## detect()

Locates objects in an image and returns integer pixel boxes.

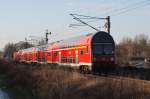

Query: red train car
[37,45,48,63]
[13,31,115,72]
[45,31,115,72]
[30,47,39,63]
[15,47,39,63]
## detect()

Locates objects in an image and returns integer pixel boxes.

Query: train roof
[46,31,114,50]
[17,31,114,53]
[45,33,94,50]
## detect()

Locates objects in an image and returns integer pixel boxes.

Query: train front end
[91,31,115,72]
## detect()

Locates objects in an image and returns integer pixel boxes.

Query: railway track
[113,66,150,80]
[78,65,150,81]
[14,61,150,81]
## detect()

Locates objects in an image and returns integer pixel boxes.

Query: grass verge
[0,60,150,99]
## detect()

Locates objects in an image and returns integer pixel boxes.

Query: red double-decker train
[13,31,115,72]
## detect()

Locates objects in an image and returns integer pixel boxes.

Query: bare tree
[15,41,33,50]
[134,34,148,46]
[3,43,17,60]
[116,37,133,65]
[0,51,3,59]
[3,41,33,60]
[116,34,149,66]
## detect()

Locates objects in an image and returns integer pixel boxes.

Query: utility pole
[104,16,110,34]
[25,38,28,48]
[45,29,51,44]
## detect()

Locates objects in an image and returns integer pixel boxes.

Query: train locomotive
[13,31,115,72]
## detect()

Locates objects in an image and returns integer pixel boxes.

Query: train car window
[65,57,67,63]
[69,57,73,63]
[93,44,103,54]
[68,58,70,63]
[93,44,113,55]
[61,57,63,62]
[73,58,75,63]
[80,49,84,55]
[48,52,51,56]
[54,52,58,56]
[103,44,113,55]
[61,57,65,63]
[86,46,89,54]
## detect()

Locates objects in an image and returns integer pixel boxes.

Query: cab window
[80,49,84,55]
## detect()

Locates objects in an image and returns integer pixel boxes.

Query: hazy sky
[0,0,150,49]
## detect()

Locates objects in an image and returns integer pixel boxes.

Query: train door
[75,50,78,64]
[43,51,46,62]
[51,51,53,63]
[59,51,61,63]
[52,51,54,62]
[47,51,52,63]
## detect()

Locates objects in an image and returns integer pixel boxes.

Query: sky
[0,0,150,49]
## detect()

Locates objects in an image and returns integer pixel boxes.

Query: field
[0,60,150,99]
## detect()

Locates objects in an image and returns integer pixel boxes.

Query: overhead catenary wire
[70,14,100,31]
[69,19,100,27]
[103,0,150,16]
[69,0,150,32]
[71,13,106,19]
[111,1,150,16]
[69,13,110,31]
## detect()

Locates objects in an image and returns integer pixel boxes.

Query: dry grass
[0,60,150,99]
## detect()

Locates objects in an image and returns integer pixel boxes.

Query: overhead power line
[71,13,107,19]
[102,0,150,16]
[70,14,111,33]
[70,14,100,31]
[111,1,150,16]
[69,20,99,27]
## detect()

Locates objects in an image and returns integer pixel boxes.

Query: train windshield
[93,43,114,55]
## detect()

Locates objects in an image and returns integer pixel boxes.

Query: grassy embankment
[0,60,150,99]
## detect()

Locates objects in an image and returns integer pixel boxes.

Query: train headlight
[93,57,97,61]
[102,57,106,61]
[110,57,114,61]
